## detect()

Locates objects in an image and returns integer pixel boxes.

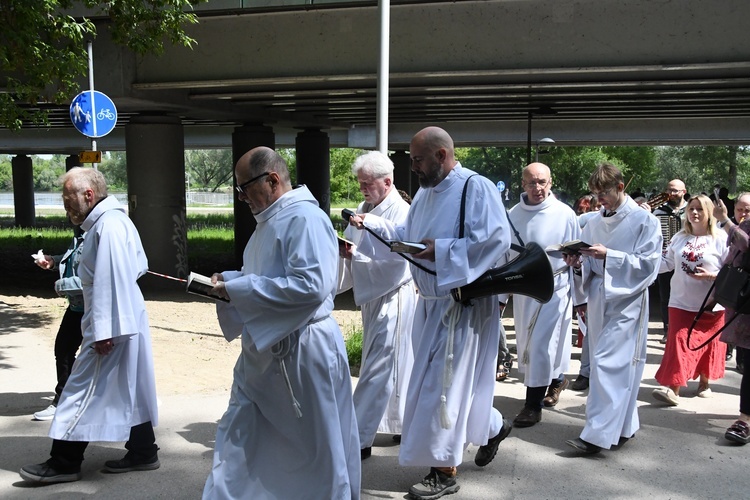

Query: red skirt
[655,307,726,387]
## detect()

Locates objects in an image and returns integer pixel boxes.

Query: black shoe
[475,418,512,466]
[408,468,459,499]
[360,447,372,460]
[19,462,82,484]
[513,406,542,428]
[392,434,402,443]
[659,335,668,345]
[571,375,589,391]
[103,454,160,473]
[565,437,602,455]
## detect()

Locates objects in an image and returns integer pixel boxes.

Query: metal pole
[87,40,98,169]
[376,0,390,154]
[526,111,532,165]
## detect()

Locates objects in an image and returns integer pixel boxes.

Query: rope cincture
[270,336,303,418]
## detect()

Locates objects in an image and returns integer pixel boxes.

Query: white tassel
[440,395,451,429]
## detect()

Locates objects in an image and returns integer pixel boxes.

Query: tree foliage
[185,149,233,192]
[0,0,203,130]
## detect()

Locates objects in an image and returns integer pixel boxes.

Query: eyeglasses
[523,179,550,188]
[593,187,615,198]
[667,189,684,194]
[235,172,270,195]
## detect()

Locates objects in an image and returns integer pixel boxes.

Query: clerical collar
[603,211,617,217]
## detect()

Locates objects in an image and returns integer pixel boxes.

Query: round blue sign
[496,180,506,192]
[70,90,117,138]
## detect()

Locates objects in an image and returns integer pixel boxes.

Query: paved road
[1,299,748,499]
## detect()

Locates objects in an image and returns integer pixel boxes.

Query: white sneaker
[33,404,56,421]
[697,386,712,398]
[652,388,680,406]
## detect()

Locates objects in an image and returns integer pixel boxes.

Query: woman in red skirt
[653,194,729,406]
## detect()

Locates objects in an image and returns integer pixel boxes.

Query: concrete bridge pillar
[12,155,35,228]
[125,115,187,290]
[232,124,276,266]
[295,129,330,215]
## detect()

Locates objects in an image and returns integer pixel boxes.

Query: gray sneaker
[33,404,56,421]
[408,468,459,499]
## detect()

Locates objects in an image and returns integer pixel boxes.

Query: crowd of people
[17,130,750,500]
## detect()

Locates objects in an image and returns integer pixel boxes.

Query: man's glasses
[523,179,550,188]
[593,187,615,198]
[235,172,270,195]
[667,189,684,194]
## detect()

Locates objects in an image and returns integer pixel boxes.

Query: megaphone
[451,242,554,305]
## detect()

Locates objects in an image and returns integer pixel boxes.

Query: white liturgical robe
[499,193,579,388]
[574,196,661,449]
[203,186,360,500]
[49,195,158,442]
[339,187,416,446]
[359,164,511,467]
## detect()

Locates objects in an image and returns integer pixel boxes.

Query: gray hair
[351,151,394,180]
[60,167,108,198]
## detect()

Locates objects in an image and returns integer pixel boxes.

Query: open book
[389,241,427,254]
[187,272,230,302]
[545,240,591,256]
[337,235,354,248]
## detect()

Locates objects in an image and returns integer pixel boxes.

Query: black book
[186,272,229,302]
[545,240,591,256]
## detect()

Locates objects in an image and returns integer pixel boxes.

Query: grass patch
[342,322,364,376]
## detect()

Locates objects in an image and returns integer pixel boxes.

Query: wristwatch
[719,219,731,228]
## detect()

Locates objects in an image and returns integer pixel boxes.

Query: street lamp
[526,106,557,164]
[536,137,555,161]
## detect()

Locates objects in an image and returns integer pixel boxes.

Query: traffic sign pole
[87,41,98,168]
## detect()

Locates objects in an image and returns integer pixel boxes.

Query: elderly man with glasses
[203,147,360,499]
[498,162,580,428]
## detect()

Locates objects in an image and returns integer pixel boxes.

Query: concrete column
[12,154,35,228]
[65,155,82,171]
[232,124,275,266]
[125,115,187,290]
[295,129,330,215]
[389,150,417,201]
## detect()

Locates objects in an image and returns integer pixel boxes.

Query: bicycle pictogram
[97,108,116,121]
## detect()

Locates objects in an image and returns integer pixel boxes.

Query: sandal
[725,420,750,445]
[496,366,509,382]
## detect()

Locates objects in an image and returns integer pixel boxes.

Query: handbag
[714,263,750,314]
[688,248,750,350]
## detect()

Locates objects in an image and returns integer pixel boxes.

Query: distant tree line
[1,146,747,207]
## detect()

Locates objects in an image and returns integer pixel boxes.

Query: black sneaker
[408,468,459,499]
[571,375,589,391]
[19,462,82,484]
[103,454,160,473]
[475,418,513,466]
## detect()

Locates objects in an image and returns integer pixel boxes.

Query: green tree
[185,149,233,192]
[653,146,750,196]
[0,0,204,130]
[329,148,364,204]
[98,151,127,190]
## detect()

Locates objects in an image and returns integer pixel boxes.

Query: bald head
[666,179,687,208]
[409,126,458,188]
[235,146,292,214]
[521,162,552,205]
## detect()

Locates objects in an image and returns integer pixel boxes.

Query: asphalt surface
[1,298,749,500]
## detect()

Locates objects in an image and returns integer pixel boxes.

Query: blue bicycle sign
[70,90,117,138]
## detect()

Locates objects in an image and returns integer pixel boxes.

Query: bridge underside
[2,0,750,153]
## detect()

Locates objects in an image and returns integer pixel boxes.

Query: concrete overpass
[4,0,750,284]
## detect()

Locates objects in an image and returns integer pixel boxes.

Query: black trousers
[49,421,158,472]
[52,307,84,405]
[657,271,673,331]
[740,368,750,417]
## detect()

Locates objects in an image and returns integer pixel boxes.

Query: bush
[343,323,364,376]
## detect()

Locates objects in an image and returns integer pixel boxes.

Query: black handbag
[688,248,750,350]
[714,263,750,314]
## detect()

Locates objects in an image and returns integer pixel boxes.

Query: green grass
[342,323,364,374]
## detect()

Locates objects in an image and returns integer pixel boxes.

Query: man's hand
[94,339,114,355]
[338,242,353,259]
[562,252,582,269]
[575,304,588,325]
[579,243,607,260]
[713,198,730,223]
[34,253,54,270]
[211,280,230,301]
[412,239,435,262]
[348,213,366,230]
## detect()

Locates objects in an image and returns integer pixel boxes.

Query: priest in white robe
[203,147,360,500]
[21,167,159,484]
[337,151,415,460]
[348,127,512,500]
[498,163,580,428]
[564,162,661,454]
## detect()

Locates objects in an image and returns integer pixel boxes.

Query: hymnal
[187,272,229,302]
[389,241,427,254]
[544,240,591,256]
[337,235,354,247]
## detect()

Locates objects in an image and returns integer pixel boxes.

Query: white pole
[87,41,98,169]
[376,0,390,154]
